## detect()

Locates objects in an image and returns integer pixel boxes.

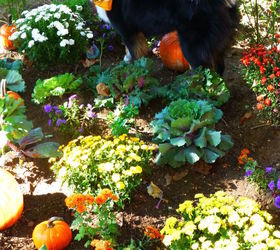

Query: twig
[250,123,270,130]
[222,118,229,127]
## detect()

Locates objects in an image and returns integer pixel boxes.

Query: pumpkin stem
[47,217,64,228]
[0,79,7,98]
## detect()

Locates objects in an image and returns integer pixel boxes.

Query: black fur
[103,0,239,75]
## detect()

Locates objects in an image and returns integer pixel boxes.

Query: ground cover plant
[32,73,82,104]
[161,191,280,249]
[50,134,155,207]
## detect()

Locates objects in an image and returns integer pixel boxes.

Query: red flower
[276,71,280,77]
[267,84,274,92]
[257,103,264,110]
[261,77,267,85]
[264,98,271,106]
[270,74,275,80]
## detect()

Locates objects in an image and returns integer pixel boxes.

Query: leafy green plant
[0,94,32,146]
[9,4,93,67]
[0,59,25,92]
[50,134,155,207]
[156,67,230,107]
[86,58,159,107]
[44,95,96,137]
[32,73,82,104]
[150,99,233,168]
[107,103,139,137]
[0,0,26,20]
[161,191,280,249]
[65,191,119,247]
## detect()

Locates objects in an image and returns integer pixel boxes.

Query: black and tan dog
[94,0,239,75]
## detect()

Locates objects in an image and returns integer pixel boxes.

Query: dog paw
[123,53,132,63]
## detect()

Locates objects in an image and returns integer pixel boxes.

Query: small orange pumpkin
[0,16,16,50]
[94,0,113,11]
[0,168,24,231]
[32,217,72,250]
[159,31,190,72]
[1,79,24,106]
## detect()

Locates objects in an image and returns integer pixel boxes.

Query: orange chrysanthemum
[95,194,107,205]
[144,226,164,240]
[90,239,114,250]
[241,148,250,156]
[65,194,95,212]
[95,189,118,205]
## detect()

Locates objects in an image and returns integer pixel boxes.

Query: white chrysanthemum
[87,33,93,39]
[54,13,61,19]
[28,40,35,48]
[20,32,27,39]
[60,39,68,47]
[80,31,85,36]
[9,31,20,41]
[112,173,120,182]
[69,39,75,45]
[76,5,83,11]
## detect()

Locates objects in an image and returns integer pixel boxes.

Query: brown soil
[1,25,280,250]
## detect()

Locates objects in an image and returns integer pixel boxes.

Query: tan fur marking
[132,33,148,59]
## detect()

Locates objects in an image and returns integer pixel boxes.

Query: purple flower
[87,111,96,119]
[48,119,52,126]
[268,181,275,191]
[68,94,77,108]
[79,127,83,133]
[56,118,66,127]
[44,104,53,113]
[275,196,280,209]
[55,109,63,116]
[266,166,274,174]
[245,170,253,177]
[108,45,114,51]
[277,178,280,190]
[102,33,106,39]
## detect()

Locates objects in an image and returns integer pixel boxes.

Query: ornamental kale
[151,99,233,168]
[86,58,159,107]
[156,67,230,107]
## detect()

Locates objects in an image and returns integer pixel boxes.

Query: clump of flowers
[238,148,280,209]
[51,134,155,206]
[65,189,118,248]
[240,35,280,124]
[10,4,93,67]
[44,94,96,137]
[161,191,280,249]
[144,226,164,240]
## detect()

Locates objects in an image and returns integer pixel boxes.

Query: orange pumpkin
[0,168,24,231]
[159,31,190,72]
[94,0,113,11]
[32,217,72,250]
[0,23,16,50]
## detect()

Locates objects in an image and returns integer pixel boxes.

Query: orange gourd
[32,217,72,250]
[0,16,16,50]
[94,0,113,11]
[159,31,190,72]
[1,79,24,106]
[0,168,24,231]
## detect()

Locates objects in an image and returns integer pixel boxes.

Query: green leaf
[22,142,61,158]
[219,134,234,151]
[6,70,25,92]
[184,146,201,164]
[171,117,191,130]
[194,127,207,148]
[18,127,44,149]
[206,130,221,147]
[170,136,186,147]
[158,143,173,154]
[174,149,186,162]
[203,148,220,163]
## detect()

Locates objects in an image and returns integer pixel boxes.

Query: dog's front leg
[124,46,132,63]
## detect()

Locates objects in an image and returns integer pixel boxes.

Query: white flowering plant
[10,4,93,67]
[161,191,280,250]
